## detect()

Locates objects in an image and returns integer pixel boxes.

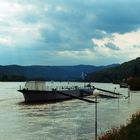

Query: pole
[128,86,130,98]
[118,95,120,107]
[128,86,130,103]
[95,96,98,140]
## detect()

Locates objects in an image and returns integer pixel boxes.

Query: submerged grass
[96,112,140,140]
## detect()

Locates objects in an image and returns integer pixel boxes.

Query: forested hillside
[0,64,118,81]
[86,57,140,83]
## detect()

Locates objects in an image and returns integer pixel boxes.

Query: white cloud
[0,1,21,18]
[0,0,45,47]
[55,5,66,12]
[0,37,15,45]
[92,30,140,63]
[0,21,43,47]
[56,49,96,59]
[92,29,140,50]
[113,30,140,49]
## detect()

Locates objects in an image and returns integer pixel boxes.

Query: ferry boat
[18,81,94,103]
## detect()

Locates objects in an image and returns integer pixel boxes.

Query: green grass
[96,112,140,140]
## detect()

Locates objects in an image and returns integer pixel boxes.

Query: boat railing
[19,85,90,91]
[46,85,86,91]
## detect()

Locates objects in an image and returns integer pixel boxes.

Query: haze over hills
[0,64,119,81]
[86,57,140,83]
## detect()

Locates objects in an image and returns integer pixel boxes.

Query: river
[0,82,140,140]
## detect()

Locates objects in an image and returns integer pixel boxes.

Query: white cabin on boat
[25,81,46,91]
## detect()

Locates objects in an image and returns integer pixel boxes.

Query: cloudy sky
[0,0,140,66]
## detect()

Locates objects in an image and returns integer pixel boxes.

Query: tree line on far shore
[0,75,26,81]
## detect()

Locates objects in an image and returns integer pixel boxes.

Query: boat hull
[18,89,93,103]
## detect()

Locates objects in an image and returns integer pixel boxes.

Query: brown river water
[0,82,140,140]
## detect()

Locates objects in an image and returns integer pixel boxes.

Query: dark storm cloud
[19,0,140,46]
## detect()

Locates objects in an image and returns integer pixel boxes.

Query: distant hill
[0,64,118,81]
[86,57,140,83]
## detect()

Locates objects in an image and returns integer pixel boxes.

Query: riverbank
[96,111,140,140]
